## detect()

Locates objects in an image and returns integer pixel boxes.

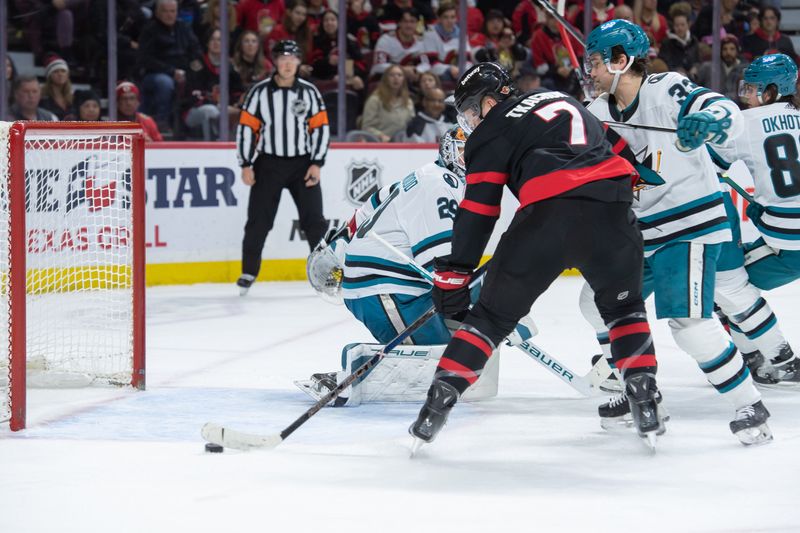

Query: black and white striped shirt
[236,77,330,167]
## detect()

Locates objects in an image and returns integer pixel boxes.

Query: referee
[235,40,331,294]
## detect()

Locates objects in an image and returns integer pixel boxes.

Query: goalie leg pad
[670,318,760,409]
[337,342,499,406]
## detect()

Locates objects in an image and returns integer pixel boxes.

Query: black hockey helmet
[454,62,515,115]
[272,39,302,58]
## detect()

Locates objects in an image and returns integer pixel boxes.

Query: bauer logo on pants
[345,160,382,206]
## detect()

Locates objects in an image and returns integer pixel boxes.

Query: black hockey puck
[205,443,224,453]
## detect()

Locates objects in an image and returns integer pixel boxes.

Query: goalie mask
[438,126,468,180]
[307,243,345,305]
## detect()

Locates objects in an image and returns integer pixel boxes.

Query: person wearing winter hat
[40,55,75,120]
[73,89,102,121]
[116,81,163,142]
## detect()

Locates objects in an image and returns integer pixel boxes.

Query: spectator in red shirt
[310,10,367,92]
[569,0,615,29]
[512,0,538,46]
[116,81,163,142]
[742,6,798,62]
[530,11,583,97]
[237,0,286,35]
[265,0,313,77]
[306,0,326,34]
[470,9,504,48]
[635,0,668,49]
[347,0,381,54]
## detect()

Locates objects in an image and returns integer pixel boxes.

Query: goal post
[0,121,146,431]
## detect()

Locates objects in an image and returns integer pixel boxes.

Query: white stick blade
[201,423,283,451]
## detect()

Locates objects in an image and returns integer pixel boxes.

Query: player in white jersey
[709,53,800,384]
[580,19,772,445]
[302,127,533,405]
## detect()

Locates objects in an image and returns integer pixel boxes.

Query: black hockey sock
[608,312,657,380]
[434,325,497,395]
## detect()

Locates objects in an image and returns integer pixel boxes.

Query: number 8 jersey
[711,102,800,250]
[587,72,743,256]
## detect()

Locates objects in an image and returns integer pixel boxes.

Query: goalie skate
[294,372,348,407]
[730,400,773,446]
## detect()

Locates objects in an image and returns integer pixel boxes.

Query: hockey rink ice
[1,277,798,533]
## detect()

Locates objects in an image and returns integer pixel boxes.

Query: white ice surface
[1,278,799,533]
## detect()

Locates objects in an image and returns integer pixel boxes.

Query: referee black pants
[437,197,657,393]
[241,154,327,277]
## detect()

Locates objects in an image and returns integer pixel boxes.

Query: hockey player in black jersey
[409,62,666,450]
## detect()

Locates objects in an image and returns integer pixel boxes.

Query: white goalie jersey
[336,161,465,300]
[587,72,743,256]
[709,102,800,251]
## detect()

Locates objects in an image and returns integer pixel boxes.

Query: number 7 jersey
[710,102,800,250]
[587,72,743,256]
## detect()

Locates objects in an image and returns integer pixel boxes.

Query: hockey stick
[201,263,490,451]
[553,0,593,101]
[367,231,606,396]
[604,121,677,134]
[533,0,585,45]
[720,173,755,204]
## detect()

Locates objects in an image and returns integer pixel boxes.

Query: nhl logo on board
[345,160,381,206]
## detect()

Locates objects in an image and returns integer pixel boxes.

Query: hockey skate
[730,400,773,446]
[236,274,255,296]
[599,373,667,449]
[294,372,348,407]
[743,345,800,386]
[409,379,459,456]
[625,373,666,449]
[591,354,622,393]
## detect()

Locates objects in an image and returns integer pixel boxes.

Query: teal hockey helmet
[743,53,798,97]
[585,19,650,65]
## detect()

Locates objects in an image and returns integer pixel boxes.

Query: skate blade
[642,432,658,452]
[735,423,774,446]
[294,379,326,402]
[239,286,250,296]
[598,381,623,394]
[600,415,633,431]
[409,437,425,458]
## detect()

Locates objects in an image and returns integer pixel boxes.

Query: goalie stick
[367,231,609,396]
[201,263,491,451]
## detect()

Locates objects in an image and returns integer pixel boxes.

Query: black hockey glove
[432,257,473,318]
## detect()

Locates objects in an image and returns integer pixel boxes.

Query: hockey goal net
[0,122,145,431]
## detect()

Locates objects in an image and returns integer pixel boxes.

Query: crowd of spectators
[4,0,798,142]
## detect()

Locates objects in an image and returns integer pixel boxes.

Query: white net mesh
[0,123,139,425]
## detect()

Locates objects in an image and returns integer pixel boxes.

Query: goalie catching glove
[677,108,732,150]
[432,257,473,317]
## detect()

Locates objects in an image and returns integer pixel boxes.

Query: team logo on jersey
[345,160,382,206]
[291,99,308,116]
[633,147,666,200]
